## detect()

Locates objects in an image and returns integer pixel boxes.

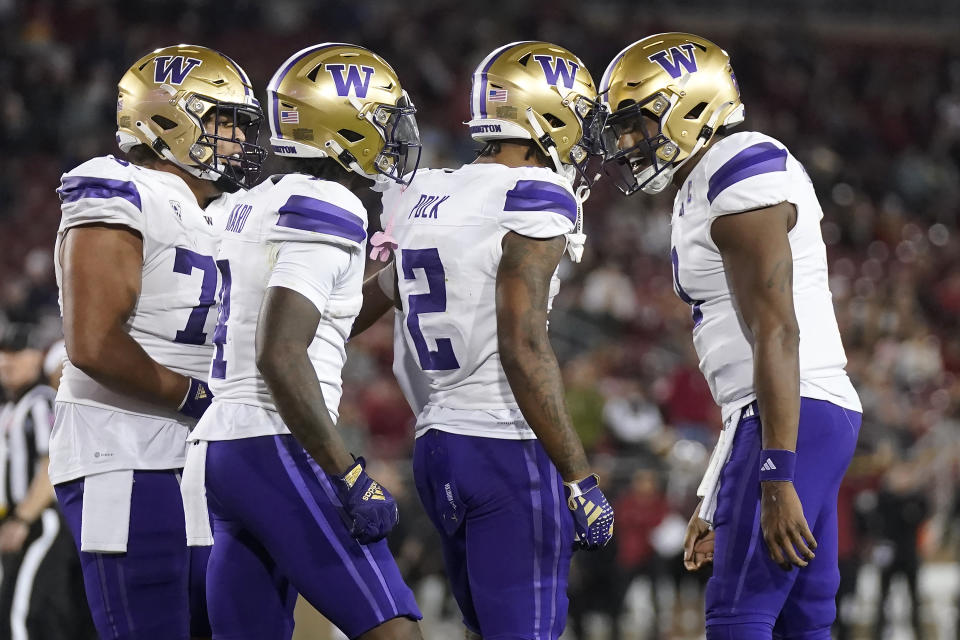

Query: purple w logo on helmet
[532,55,580,90]
[154,56,203,85]
[326,64,375,98]
[648,44,699,79]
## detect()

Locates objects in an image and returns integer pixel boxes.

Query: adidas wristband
[179,377,213,420]
[759,449,796,482]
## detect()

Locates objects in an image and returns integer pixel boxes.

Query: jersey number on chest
[671,247,704,327]
[170,247,232,377]
[400,248,460,371]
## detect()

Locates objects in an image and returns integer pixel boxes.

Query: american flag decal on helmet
[488,89,508,102]
[279,110,299,124]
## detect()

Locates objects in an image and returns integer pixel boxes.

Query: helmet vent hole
[684,102,707,120]
[338,129,364,143]
[151,115,179,130]
[211,79,226,85]
[306,64,323,82]
[542,113,566,128]
[518,53,531,66]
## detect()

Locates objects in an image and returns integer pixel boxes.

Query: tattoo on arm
[764,259,792,293]
[496,232,590,481]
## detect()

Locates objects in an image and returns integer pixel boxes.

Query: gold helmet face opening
[184,93,267,191]
[267,44,421,186]
[600,33,744,195]
[468,41,608,187]
[602,91,683,196]
[116,45,266,190]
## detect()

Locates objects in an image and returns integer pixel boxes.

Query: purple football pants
[56,470,211,640]
[202,435,421,640]
[413,429,575,639]
[706,398,861,640]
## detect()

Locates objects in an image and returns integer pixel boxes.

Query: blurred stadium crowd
[2,0,960,637]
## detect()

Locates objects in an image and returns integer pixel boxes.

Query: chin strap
[566,184,589,263]
[525,108,566,176]
[640,97,728,195]
[523,108,588,262]
[133,120,215,181]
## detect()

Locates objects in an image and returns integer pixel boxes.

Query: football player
[601,33,862,639]
[52,45,265,639]
[180,44,423,640]
[353,41,614,639]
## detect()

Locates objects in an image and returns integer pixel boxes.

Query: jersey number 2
[401,248,460,371]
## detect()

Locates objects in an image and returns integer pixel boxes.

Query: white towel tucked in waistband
[80,469,133,553]
[697,403,756,526]
[181,440,213,546]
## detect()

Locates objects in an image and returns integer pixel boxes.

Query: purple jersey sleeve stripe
[58,176,142,211]
[276,194,366,243]
[706,142,788,204]
[503,180,577,224]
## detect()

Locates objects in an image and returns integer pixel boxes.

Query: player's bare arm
[61,223,191,408]
[350,263,398,339]
[256,286,355,474]
[496,231,591,481]
[712,200,816,570]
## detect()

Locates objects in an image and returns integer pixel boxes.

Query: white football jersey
[51,155,222,482]
[671,131,861,424]
[189,173,367,442]
[384,163,576,440]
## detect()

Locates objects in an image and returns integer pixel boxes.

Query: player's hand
[0,518,29,553]
[178,377,213,420]
[563,474,614,550]
[333,457,398,545]
[760,481,816,570]
[683,501,714,571]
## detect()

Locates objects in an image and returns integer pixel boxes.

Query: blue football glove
[564,474,615,550]
[332,457,398,545]
[178,377,213,420]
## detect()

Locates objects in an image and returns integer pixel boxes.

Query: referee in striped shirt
[0,323,94,640]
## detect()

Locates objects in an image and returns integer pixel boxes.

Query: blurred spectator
[613,469,670,639]
[869,460,928,640]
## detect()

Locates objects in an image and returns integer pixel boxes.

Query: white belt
[80,469,133,553]
[180,441,213,546]
[697,403,756,526]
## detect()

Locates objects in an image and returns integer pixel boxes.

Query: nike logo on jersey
[761,458,777,472]
[407,194,449,220]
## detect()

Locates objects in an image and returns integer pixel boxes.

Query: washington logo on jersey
[325,63,375,98]
[648,44,699,79]
[154,56,203,85]
[533,55,580,90]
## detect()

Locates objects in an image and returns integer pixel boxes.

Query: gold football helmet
[468,41,607,186]
[267,43,420,185]
[116,44,266,189]
[600,32,744,194]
